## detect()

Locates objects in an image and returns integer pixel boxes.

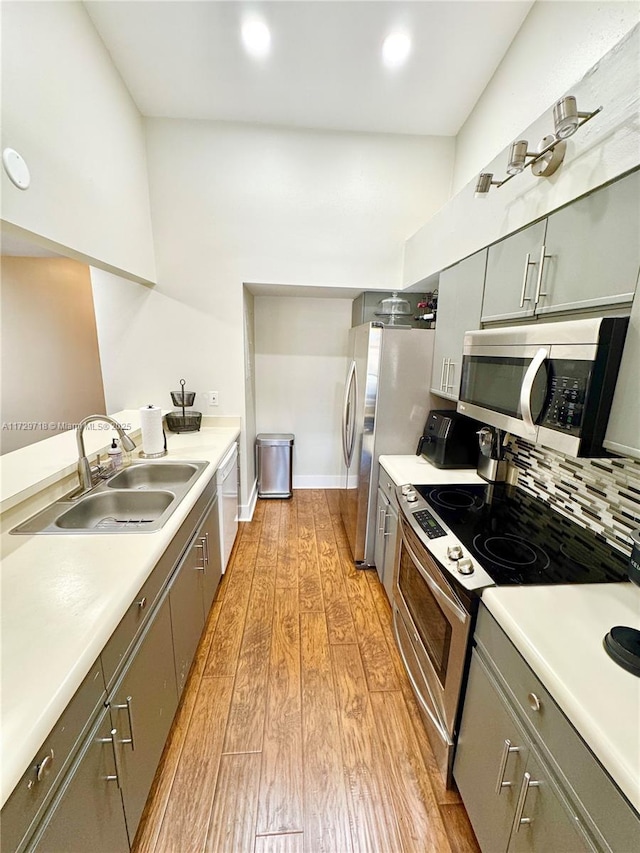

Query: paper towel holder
[139,404,168,458]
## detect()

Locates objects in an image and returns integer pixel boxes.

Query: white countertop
[0,420,239,807]
[378,454,484,487]
[482,583,640,813]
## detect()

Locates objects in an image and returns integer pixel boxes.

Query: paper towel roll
[140,405,164,456]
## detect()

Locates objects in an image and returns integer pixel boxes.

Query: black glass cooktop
[413,483,628,586]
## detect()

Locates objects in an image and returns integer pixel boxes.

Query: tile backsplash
[505,437,640,557]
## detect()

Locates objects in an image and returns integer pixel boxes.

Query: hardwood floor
[133,491,480,853]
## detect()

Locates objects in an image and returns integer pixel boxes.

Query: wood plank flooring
[133,491,480,853]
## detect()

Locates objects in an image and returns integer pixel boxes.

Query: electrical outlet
[208,391,219,407]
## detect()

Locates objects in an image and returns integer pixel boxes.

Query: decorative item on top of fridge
[415,290,437,328]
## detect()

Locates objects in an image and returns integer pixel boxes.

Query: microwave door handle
[520,347,549,435]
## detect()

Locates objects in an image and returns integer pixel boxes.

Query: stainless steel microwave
[457,317,629,457]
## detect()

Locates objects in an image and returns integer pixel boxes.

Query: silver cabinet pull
[495,739,520,794]
[383,510,392,537]
[137,596,147,610]
[194,541,206,571]
[378,507,386,534]
[520,253,534,307]
[527,692,541,712]
[99,728,123,788]
[440,358,447,391]
[203,531,210,566]
[446,361,456,392]
[534,243,551,305]
[35,749,54,782]
[512,771,540,833]
[114,696,135,750]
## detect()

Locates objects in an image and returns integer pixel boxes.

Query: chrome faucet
[76,415,136,494]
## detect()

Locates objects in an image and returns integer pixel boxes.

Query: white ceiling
[85,0,534,136]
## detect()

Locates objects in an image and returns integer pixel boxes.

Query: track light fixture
[474,95,602,196]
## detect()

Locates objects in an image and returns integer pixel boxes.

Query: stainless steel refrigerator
[339,322,443,568]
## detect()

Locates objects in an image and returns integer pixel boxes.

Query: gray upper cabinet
[432,249,487,400]
[482,171,640,324]
[481,220,547,324]
[604,282,640,460]
[537,169,640,316]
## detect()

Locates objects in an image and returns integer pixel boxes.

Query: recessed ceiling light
[382,31,411,68]
[241,18,271,59]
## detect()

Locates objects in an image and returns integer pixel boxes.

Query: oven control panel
[413,509,446,540]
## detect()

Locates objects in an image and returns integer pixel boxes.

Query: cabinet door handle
[512,771,540,832]
[440,358,447,391]
[446,361,456,392]
[114,696,135,751]
[194,541,206,571]
[527,692,541,712]
[534,243,551,305]
[495,738,520,794]
[203,531,210,566]
[383,510,391,537]
[520,253,534,307]
[378,507,386,534]
[99,728,123,789]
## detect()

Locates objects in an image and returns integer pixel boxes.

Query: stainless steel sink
[11,460,209,534]
[54,490,175,531]
[107,462,200,490]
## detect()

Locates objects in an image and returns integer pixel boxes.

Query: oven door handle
[519,347,548,437]
[401,529,468,624]
[393,610,454,746]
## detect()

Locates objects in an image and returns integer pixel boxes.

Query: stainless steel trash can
[256,433,294,499]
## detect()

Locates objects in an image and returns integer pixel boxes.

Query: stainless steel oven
[393,513,475,783]
[392,479,628,788]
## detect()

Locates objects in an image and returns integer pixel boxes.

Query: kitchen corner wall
[506,438,640,557]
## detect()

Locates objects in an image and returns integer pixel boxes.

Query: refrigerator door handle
[342,360,357,467]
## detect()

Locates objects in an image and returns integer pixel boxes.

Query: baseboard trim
[292,475,343,489]
[239,480,258,521]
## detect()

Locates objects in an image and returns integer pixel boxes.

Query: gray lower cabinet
[431,249,487,400]
[29,706,129,853]
[170,494,222,696]
[455,605,640,853]
[199,495,222,616]
[481,170,640,325]
[455,649,589,853]
[108,594,178,843]
[374,466,400,602]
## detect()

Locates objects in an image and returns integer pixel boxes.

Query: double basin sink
[12,461,209,534]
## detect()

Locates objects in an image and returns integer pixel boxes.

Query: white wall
[404,24,640,288]
[254,296,352,489]
[93,119,454,509]
[453,1,640,193]
[0,1,156,284]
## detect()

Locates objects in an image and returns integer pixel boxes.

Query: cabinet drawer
[1,663,105,853]
[378,465,397,500]
[101,475,215,686]
[475,606,640,852]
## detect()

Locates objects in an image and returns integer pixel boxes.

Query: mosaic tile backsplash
[505,437,640,557]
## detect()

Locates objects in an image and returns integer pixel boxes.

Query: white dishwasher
[217,442,239,573]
